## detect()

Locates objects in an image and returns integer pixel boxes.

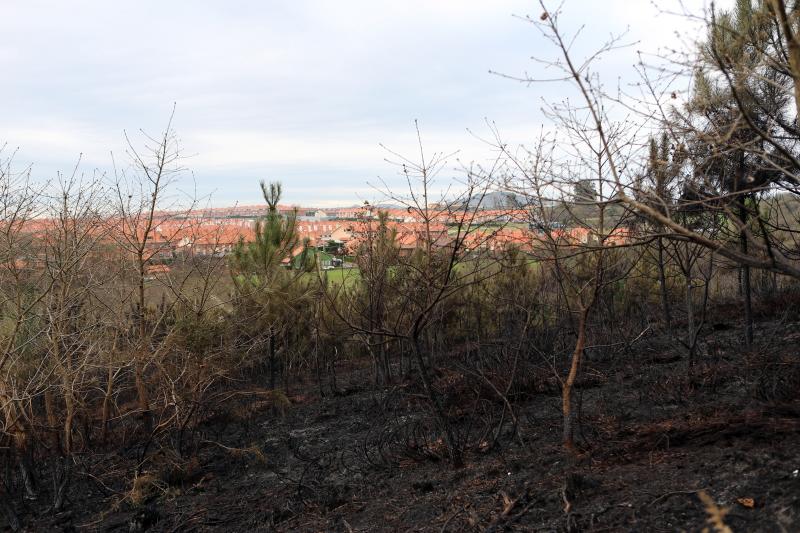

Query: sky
[0,1,718,207]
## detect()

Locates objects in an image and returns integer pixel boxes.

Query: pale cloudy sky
[1,1,716,206]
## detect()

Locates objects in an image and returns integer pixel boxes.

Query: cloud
[0,0,721,205]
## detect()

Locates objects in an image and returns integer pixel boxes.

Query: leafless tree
[0,149,51,515]
[107,109,196,432]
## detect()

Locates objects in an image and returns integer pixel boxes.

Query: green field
[315,266,361,286]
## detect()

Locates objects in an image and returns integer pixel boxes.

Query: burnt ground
[10,317,800,532]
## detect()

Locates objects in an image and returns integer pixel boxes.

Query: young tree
[324,124,501,467]
[229,181,315,390]
[349,210,399,385]
[497,128,639,453]
[108,111,194,431]
[0,151,50,511]
[39,167,109,509]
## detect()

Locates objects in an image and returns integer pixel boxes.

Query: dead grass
[698,490,733,533]
[129,472,166,506]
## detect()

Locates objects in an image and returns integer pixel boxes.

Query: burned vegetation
[3,1,800,532]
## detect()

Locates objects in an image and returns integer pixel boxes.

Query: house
[604,227,632,246]
[164,221,253,258]
[144,264,171,280]
[298,210,329,221]
[533,225,632,247]
[462,227,534,253]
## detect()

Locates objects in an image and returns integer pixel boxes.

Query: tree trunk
[562,307,589,453]
[380,336,391,384]
[136,255,152,432]
[368,335,382,386]
[134,358,151,433]
[686,274,697,366]
[62,350,75,456]
[314,328,324,397]
[328,346,339,394]
[739,200,754,347]
[269,333,276,390]
[52,458,71,512]
[18,456,37,502]
[44,389,61,451]
[657,237,673,336]
[63,388,75,456]
[101,367,115,443]
[770,0,800,120]
[1,393,37,501]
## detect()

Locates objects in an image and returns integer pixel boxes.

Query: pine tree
[687,0,799,345]
[230,181,315,388]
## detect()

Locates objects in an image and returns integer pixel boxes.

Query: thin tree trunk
[63,388,75,456]
[52,458,70,512]
[328,347,339,394]
[686,274,696,366]
[269,332,276,390]
[2,395,37,501]
[44,389,61,451]
[562,307,589,453]
[368,335,382,386]
[18,456,37,502]
[771,0,800,119]
[739,200,754,346]
[380,336,391,384]
[134,358,151,433]
[314,327,324,397]
[136,254,152,432]
[62,347,75,456]
[101,367,115,443]
[657,237,673,336]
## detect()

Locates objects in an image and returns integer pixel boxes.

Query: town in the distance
[125,200,632,276]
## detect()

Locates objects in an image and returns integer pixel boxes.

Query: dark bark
[563,307,590,452]
[739,200,754,347]
[269,332,276,390]
[686,274,697,367]
[657,237,673,336]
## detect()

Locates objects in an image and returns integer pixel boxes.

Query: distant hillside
[467,191,527,209]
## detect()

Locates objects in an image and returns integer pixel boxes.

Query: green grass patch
[303,267,361,286]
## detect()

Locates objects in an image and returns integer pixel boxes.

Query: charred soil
[10,318,800,532]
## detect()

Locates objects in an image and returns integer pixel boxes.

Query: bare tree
[495,121,640,452]
[323,123,503,466]
[108,110,195,432]
[36,162,112,509]
[0,149,51,512]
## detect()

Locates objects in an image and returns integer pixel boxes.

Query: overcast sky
[1,1,717,206]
